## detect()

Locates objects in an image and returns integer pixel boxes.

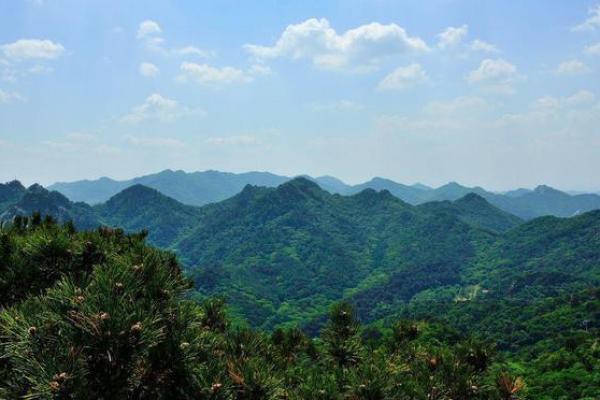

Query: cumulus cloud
[139,62,159,77]
[0,88,25,104]
[136,20,211,58]
[584,42,600,55]
[1,39,65,60]
[572,4,600,32]
[244,18,429,71]
[555,59,591,75]
[121,93,203,123]
[178,62,268,85]
[137,20,162,39]
[172,46,212,58]
[467,58,518,94]
[469,39,499,53]
[438,25,468,48]
[377,64,428,90]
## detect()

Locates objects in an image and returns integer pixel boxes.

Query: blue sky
[1,0,599,190]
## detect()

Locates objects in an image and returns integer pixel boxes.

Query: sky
[1,0,600,191]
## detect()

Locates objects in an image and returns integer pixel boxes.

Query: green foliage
[0,222,520,399]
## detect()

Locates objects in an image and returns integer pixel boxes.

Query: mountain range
[48,169,600,220]
[2,175,599,397]
[2,176,598,330]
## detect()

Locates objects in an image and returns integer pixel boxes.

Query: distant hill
[49,169,290,206]
[418,193,523,233]
[49,170,600,219]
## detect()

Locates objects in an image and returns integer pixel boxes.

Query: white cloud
[584,42,600,55]
[467,58,518,94]
[121,93,202,123]
[308,99,364,112]
[244,18,429,71]
[0,88,25,103]
[438,25,468,48]
[139,62,159,77]
[565,90,596,105]
[572,4,600,32]
[137,20,162,39]
[1,39,64,60]
[469,39,499,53]
[178,62,263,85]
[205,135,260,146]
[125,135,186,149]
[555,59,591,75]
[172,46,212,58]
[425,96,490,115]
[377,64,428,90]
[532,90,596,110]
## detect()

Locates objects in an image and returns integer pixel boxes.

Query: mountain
[417,193,523,233]
[49,170,600,220]
[488,184,600,219]
[49,169,290,205]
[95,184,202,247]
[0,180,26,212]
[0,184,98,229]
[309,175,351,193]
[346,177,429,204]
[175,177,497,329]
[2,177,599,397]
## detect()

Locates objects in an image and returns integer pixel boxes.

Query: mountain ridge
[47,170,600,220]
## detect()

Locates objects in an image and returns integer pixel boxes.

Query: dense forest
[1,178,599,398]
[1,219,531,399]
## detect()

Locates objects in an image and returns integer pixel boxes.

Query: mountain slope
[0,180,26,212]
[175,177,495,329]
[418,193,523,233]
[95,184,203,247]
[346,177,429,204]
[0,184,98,229]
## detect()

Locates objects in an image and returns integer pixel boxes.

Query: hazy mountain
[346,177,429,204]
[49,169,290,206]
[309,175,351,194]
[49,170,600,220]
[418,193,523,233]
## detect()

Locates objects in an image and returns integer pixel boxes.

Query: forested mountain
[1,177,599,397]
[174,178,522,329]
[49,170,600,219]
[95,184,203,247]
[1,221,537,399]
[0,183,98,229]
[0,180,26,210]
